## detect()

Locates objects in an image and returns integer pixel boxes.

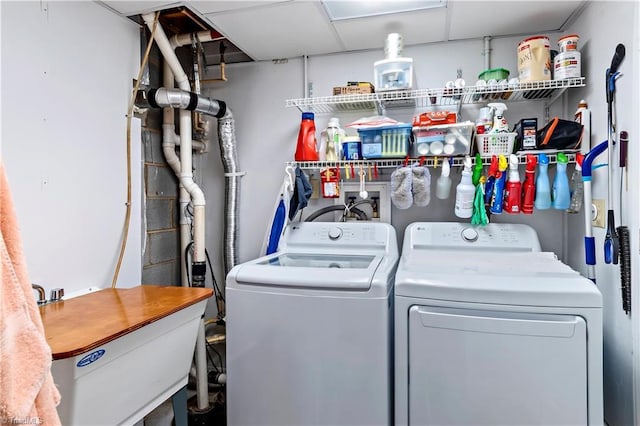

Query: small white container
[374,57,414,92]
[554,51,581,80]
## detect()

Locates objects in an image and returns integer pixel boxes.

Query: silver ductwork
[142,88,227,118]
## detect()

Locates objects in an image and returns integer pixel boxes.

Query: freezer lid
[395,252,602,308]
[232,253,385,290]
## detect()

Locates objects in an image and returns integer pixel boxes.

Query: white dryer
[395,222,603,426]
[226,222,398,426]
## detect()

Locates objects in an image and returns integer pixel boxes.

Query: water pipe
[483,36,492,70]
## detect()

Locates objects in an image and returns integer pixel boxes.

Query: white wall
[0,2,142,297]
[201,2,638,424]
[563,2,639,425]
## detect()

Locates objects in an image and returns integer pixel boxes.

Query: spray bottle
[503,154,521,214]
[484,155,499,206]
[521,154,537,214]
[552,152,570,209]
[455,156,474,218]
[488,103,509,133]
[436,158,452,200]
[472,153,483,186]
[575,100,591,154]
[534,153,551,210]
[567,153,584,213]
[490,155,508,214]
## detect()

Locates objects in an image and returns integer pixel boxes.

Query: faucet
[31,284,47,305]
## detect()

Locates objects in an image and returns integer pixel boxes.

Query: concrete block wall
[141,38,181,286]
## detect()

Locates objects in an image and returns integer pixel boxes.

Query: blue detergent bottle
[552,152,570,209]
[534,153,551,210]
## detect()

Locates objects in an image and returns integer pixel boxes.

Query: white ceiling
[102,0,586,61]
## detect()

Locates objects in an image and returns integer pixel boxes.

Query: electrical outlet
[592,199,606,228]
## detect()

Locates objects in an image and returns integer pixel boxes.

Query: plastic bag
[537,117,583,150]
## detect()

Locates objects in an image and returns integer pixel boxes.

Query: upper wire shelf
[285,77,586,113]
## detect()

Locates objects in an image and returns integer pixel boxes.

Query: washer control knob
[328,227,343,240]
[461,227,479,242]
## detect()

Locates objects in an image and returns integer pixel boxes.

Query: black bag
[537,117,583,150]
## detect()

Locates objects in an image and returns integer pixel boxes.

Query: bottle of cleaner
[455,156,474,218]
[503,154,521,214]
[552,152,570,209]
[575,100,591,154]
[521,154,537,214]
[488,103,508,133]
[295,112,319,161]
[534,153,551,210]
[567,153,584,213]
[484,155,499,206]
[319,117,345,161]
[490,155,508,214]
[436,158,452,200]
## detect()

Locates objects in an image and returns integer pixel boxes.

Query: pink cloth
[0,161,60,426]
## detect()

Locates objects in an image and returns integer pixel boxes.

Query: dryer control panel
[405,222,541,252]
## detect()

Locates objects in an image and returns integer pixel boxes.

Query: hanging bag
[537,117,583,150]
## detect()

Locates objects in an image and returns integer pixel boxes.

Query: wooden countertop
[40,285,213,360]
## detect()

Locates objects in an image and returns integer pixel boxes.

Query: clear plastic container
[374,57,413,92]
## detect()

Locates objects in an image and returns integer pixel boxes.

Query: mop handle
[582,141,609,270]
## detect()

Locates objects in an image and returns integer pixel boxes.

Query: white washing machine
[226,222,398,426]
[395,222,603,426]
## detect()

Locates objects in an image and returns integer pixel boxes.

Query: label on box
[522,128,537,149]
[362,143,382,158]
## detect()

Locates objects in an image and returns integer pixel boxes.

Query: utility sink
[40,285,213,425]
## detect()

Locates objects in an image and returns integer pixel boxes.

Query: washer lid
[233,252,385,290]
[395,252,602,308]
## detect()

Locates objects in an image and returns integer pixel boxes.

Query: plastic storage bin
[358,124,412,159]
[476,132,517,156]
[412,121,475,157]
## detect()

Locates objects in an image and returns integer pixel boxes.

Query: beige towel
[0,161,61,426]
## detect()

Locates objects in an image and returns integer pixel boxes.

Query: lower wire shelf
[289,152,576,170]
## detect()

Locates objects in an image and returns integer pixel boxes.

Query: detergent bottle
[436,158,452,200]
[534,153,551,210]
[455,156,474,218]
[295,112,319,161]
[521,154,537,214]
[503,154,521,214]
[552,152,570,209]
[490,155,508,214]
[319,117,345,161]
[488,103,509,133]
[575,100,591,153]
[567,153,584,213]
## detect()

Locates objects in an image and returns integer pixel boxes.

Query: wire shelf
[285,77,586,113]
[288,152,576,170]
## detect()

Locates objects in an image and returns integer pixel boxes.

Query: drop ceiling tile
[187,0,290,15]
[448,1,584,40]
[203,2,342,60]
[332,7,448,52]
[101,1,182,16]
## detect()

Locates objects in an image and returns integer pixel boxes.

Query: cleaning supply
[575,100,591,153]
[472,153,483,186]
[295,112,319,161]
[488,103,508,133]
[412,166,431,207]
[391,166,413,209]
[436,159,452,200]
[567,153,584,213]
[521,154,537,214]
[483,155,499,206]
[319,117,345,161]
[471,177,489,225]
[534,153,551,210]
[489,155,508,214]
[503,154,521,214]
[455,156,474,218]
[552,152,570,209]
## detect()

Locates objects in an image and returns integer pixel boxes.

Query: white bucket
[558,34,579,52]
[554,51,582,80]
[517,36,551,82]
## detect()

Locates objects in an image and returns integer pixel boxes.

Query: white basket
[476,132,517,156]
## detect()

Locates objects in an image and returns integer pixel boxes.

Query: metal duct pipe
[217,109,241,275]
[146,88,227,118]
[483,36,492,70]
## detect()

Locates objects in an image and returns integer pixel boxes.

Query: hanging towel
[0,161,61,426]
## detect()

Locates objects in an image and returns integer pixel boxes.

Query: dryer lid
[395,252,602,308]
